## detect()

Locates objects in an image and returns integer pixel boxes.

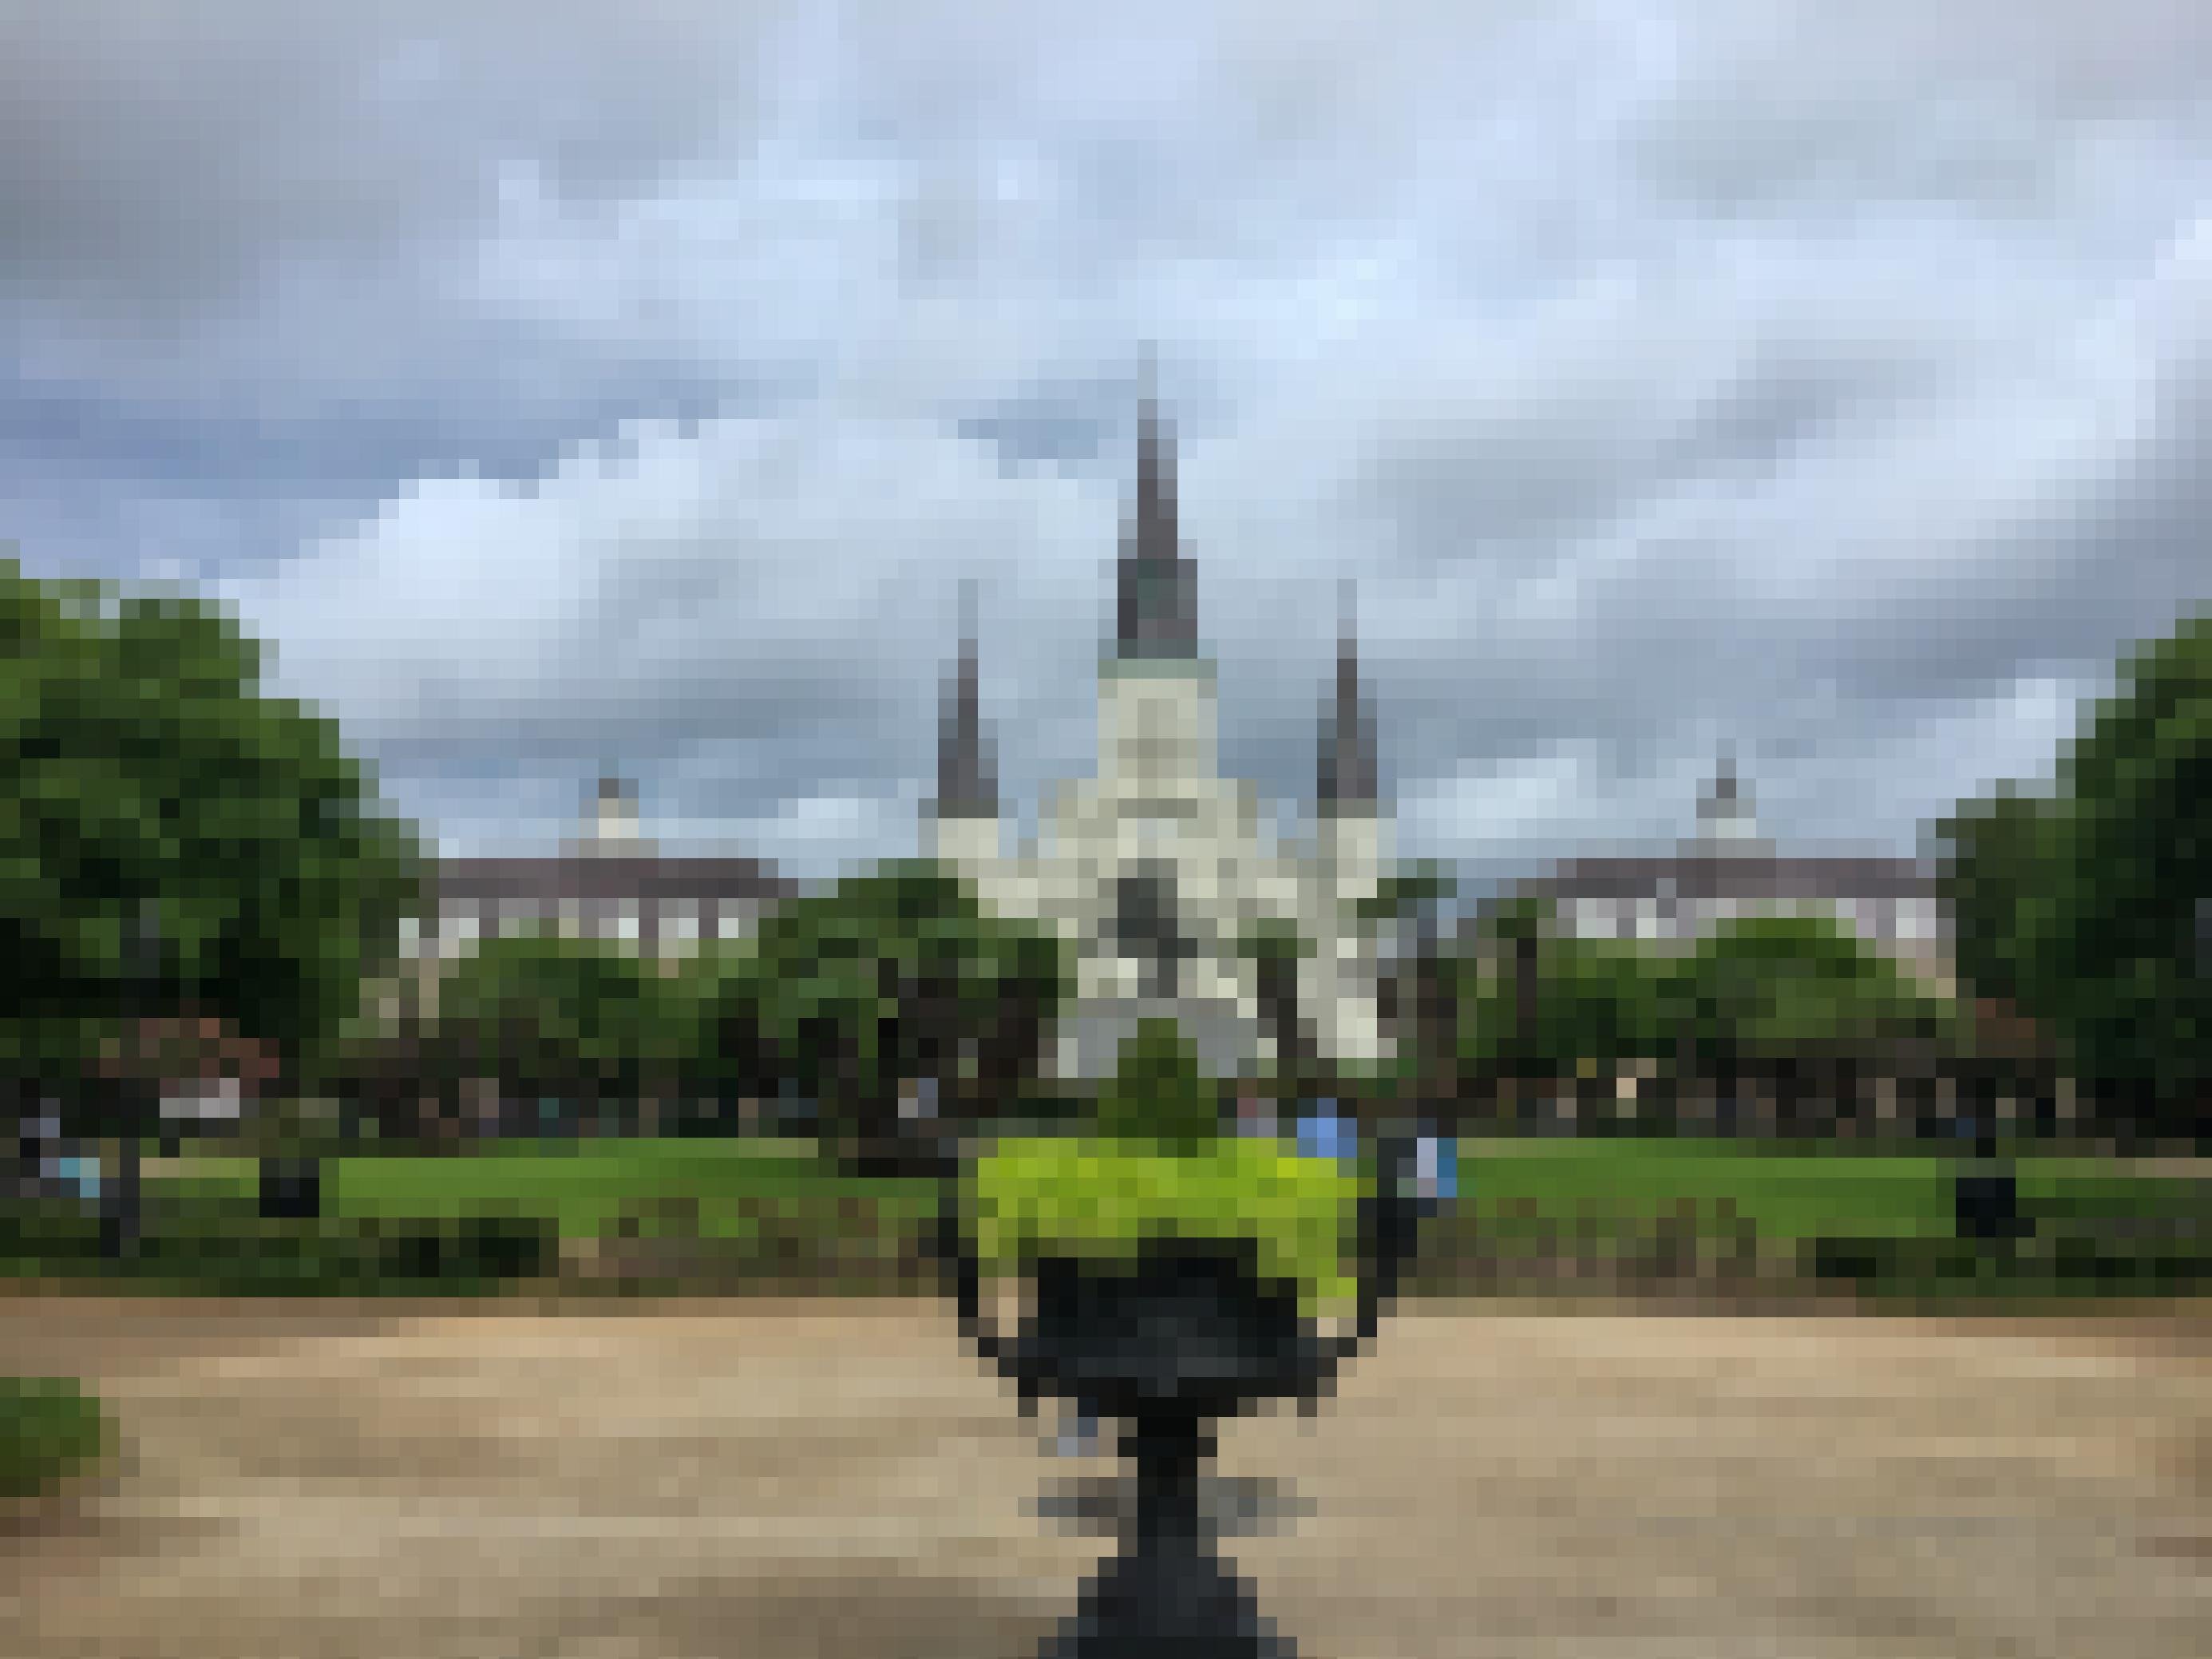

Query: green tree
[1449,927,1683,1111]
[1937,612,2210,1134]
[1,558,427,1240]
[1358,860,1459,1111]
[1092,1017,1224,1152]
[1454,893,1569,1117]
[679,940,775,1131]
[1937,784,2060,1014]
[1674,913,1966,1133]
[1440,907,1959,1134]
[1233,918,1316,1097]
[429,930,694,1134]
[741,861,1074,1171]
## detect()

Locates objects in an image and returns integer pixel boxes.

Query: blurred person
[1296,1097,1356,1166]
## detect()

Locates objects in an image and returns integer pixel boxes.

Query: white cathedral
[924,386,1394,1083]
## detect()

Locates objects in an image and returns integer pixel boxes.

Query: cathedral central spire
[1319,580,1379,814]
[1114,351,1199,660]
[930,580,997,822]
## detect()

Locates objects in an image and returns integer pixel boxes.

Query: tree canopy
[1091,1017,1223,1151]
[1671,913,1965,1074]
[732,860,1074,1154]
[1937,610,2209,1126]
[1441,909,1962,1091]
[428,929,701,1106]
[2,558,428,1115]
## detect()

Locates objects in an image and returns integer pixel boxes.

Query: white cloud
[10,0,2210,885]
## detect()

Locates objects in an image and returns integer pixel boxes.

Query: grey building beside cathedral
[397,778,795,1020]
[1478,756,1956,992]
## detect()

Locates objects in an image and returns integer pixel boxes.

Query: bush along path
[2,1376,110,1501]
[10,1145,2206,1305]
[0,1200,559,1298]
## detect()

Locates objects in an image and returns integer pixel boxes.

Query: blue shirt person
[61,1152,101,1205]
[1296,1099,1358,1166]
[1413,1128,1459,1213]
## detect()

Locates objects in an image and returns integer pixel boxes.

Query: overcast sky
[6,0,2207,885]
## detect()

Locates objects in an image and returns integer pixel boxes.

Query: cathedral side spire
[1318,579,1378,814]
[1696,742,1766,852]
[1114,350,1199,660]
[931,580,997,821]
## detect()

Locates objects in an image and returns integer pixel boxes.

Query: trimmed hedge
[1808,1230,2212,1297]
[580,1192,933,1295]
[2,1376,109,1499]
[0,1201,557,1295]
[1403,1197,1774,1296]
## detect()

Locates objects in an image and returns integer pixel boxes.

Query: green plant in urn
[964,1019,1370,1317]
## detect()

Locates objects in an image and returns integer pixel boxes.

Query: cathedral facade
[926,389,1394,1083]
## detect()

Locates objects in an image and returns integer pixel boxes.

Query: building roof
[429,854,797,906]
[1486,753,1937,909]
[1509,852,1941,905]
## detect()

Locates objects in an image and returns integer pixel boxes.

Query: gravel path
[5,1294,2207,1658]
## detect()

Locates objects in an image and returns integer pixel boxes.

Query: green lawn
[1452,1139,1948,1239]
[153,1139,938,1239]
[140,1135,2201,1249]
[1435,1138,2202,1242]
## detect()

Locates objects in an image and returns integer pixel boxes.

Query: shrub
[1806,1230,2212,1297]
[0,1201,105,1268]
[1,1376,109,1499]
[967,1136,1368,1315]
[1090,1019,1225,1152]
[0,1201,556,1295]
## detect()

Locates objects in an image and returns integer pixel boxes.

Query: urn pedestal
[934,1139,1429,1658]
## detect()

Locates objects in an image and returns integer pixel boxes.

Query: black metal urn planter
[932,1138,1430,1659]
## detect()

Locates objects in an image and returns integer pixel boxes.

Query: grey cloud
[0,2,772,325]
[8,0,2210,885]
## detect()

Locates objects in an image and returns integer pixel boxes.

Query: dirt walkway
[5,1295,2208,1659]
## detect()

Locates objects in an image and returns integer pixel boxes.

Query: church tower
[1097,358,1219,796]
[1317,581,1379,818]
[1114,365,1199,661]
[930,352,1395,1083]
[1317,578,1384,863]
[1308,581,1389,1063]
[927,580,1002,869]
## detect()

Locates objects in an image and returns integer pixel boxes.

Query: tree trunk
[100,1130,143,1261]
[1514,935,1538,1075]
[259,1156,323,1221]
